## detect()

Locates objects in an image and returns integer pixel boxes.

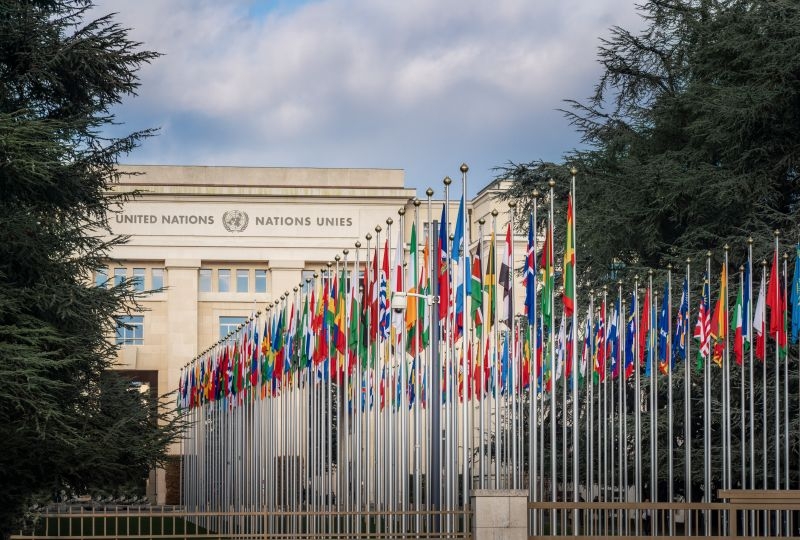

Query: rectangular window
[218,269,231,292]
[132,268,145,292]
[219,316,247,339]
[95,267,108,288]
[151,268,164,291]
[113,267,127,287]
[236,269,249,293]
[301,270,315,292]
[199,269,211,292]
[255,269,267,293]
[115,315,144,346]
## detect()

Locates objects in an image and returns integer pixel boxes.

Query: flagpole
[413,197,422,529]
[633,275,642,531]
[530,187,540,535]
[547,177,557,533]
[666,264,674,535]
[372,228,382,517]
[509,199,519,491]
[704,254,711,537]
[569,166,579,536]
[648,271,656,513]
[739,264,746,495]
[462,164,471,505]
[425,186,434,529]
[724,246,731,500]
[620,290,628,535]
[773,232,780,493]
[747,240,754,494]
[491,208,500,490]
[782,251,789,495]
[477,216,486,491]
[684,258,692,534]
[761,259,768,491]
[396,207,408,532]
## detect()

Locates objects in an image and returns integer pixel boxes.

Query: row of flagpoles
[178,165,800,536]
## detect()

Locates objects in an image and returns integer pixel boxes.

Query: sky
[97,0,641,197]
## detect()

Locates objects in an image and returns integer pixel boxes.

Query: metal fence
[11,506,472,540]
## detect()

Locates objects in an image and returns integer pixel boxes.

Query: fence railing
[11,506,472,540]
[527,499,800,538]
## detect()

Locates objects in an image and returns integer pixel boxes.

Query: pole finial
[398,207,405,216]
[443,176,452,186]
[386,217,393,226]
[460,163,469,173]
[491,209,498,217]
[478,218,485,225]
[548,178,556,188]
[509,200,517,209]
[366,233,372,240]
[375,225,382,233]
[426,187,434,197]
[355,241,361,248]
[342,249,349,256]
[570,166,578,176]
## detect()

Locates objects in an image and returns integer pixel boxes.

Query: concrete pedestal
[471,489,528,540]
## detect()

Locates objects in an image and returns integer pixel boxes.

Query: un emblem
[222,210,249,233]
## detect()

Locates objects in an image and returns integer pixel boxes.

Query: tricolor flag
[732,283,743,366]
[563,194,575,317]
[710,263,727,366]
[753,267,767,361]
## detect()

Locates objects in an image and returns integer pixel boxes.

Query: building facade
[104,165,522,503]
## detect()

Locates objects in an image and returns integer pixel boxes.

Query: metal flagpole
[782,252,789,496]
[773,232,780,493]
[547,177,557,533]
[620,292,628,536]
[569,167,579,536]
[724,246,731,500]
[761,259,767,491]
[746,240,755,497]
[462,164,471,504]
[509,200,518,492]
[493,208,501,490]
[413,198,422,530]
[530,188,540,535]
[648,272,656,514]
[633,275,641,535]
[425,187,434,529]
[478,216,486,491]
[667,265,674,536]
[684,258,692,534]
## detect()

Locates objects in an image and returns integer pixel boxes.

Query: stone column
[160,258,200,504]
[471,489,528,540]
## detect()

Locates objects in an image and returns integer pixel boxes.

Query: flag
[405,223,419,353]
[767,249,782,339]
[379,239,390,341]
[743,257,752,347]
[732,283,743,366]
[608,300,620,378]
[500,331,509,394]
[580,311,591,385]
[437,204,450,321]
[753,267,766,361]
[624,292,637,380]
[791,245,800,344]
[471,242,484,337]
[693,277,711,370]
[710,263,727,366]
[594,303,606,383]
[639,286,650,368]
[485,232,496,331]
[499,223,512,325]
[556,317,566,382]
[540,221,554,323]
[657,280,669,374]
[524,213,536,325]
[392,223,405,337]
[451,196,465,266]
[673,277,688,361]
[563,194,575,317]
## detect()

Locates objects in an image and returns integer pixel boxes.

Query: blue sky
[97,0,640,197]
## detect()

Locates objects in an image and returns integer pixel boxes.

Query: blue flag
[624,292,637,380]
[525,213,536,325]
[451,196,465,264]
[673,278,688,360]
[658,280,669,368]
[791,245,800,344]
[608,300,620,378]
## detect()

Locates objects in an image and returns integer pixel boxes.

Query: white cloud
[96,0,642,193]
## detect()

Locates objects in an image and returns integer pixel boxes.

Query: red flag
[767,250,783,339]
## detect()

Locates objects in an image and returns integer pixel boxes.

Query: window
[113,267,127,287]
[116,315,144,345]
[218,269,231,292]
[199,269,211,292]
[301,270,315,292]
[132,268,145,292]
[151,268,164,290]
[236,269,249,292]
[255,269,268,293]
[219,316,246,338]
[95,267,108,288]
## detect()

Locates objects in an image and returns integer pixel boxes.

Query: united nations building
[102,165,522,503]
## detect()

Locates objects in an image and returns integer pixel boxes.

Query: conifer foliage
[0,1,181,535]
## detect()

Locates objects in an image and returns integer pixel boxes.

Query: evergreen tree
[0,1,182,535]
[499,0,800,283]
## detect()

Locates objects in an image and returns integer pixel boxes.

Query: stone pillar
[269,260,305,296]
[160,258,200,505]
[471,489,528,540]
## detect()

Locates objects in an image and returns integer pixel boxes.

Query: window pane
[95,267,108,288]
[236,269,249,292]
[218,269,231,292]
[113,268,126,287]
[152,268,164,290]
[116,315,144,346]
[199,269,211,292]
[255,270,267,293]
[301,270,314,292]
[219,316,246,339]
[132,268,145,292]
